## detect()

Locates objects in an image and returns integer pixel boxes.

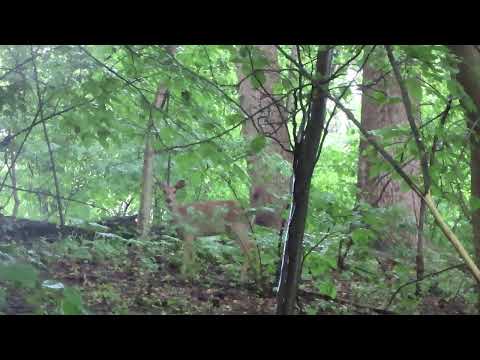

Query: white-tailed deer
[161,180,258,281]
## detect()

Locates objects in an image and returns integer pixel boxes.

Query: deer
[160,180,259,282]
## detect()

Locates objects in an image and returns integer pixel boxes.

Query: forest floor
[2,247,472,315]
[3,253,278,315]
[1,215,475,314]
[0,214,471,315]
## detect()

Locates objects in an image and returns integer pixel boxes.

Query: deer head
[161,180,186,209]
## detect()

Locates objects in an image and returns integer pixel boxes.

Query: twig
[301,230,331,271]
[0,183,110,212]
[384,263,466,310]
[31,46,65,226]
[328,92,480,283]
[159,47,294,155]
[385,45,431,193]
[0,48,48,82]
[298,289,397,315]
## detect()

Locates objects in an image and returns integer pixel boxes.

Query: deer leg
[229,223,258,282]
[182,234,195,278]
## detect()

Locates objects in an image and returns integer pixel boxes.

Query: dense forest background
[0,45,479,315]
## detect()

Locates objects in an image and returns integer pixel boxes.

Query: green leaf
[198,143,219,158]
[306,306,317,315]
[248,135,267,154]
[399,179,412,193]
[282,77,293,90]
[0,263,38,288]
[470,196,480,211]
[200,120,217,131]
[402,46,433,62]
[463,95,478,114]
[273,80,284,94]
[308,256,331,275]
[62,287,86,315]
[239,46,250,58]
[446,79,461,96]
[71,247,92,261]
[363,212,384,228]
[370,90,387,104]
[316,280,337,299]
[312,191,336,208]
[226,113,244,126]
[89,46,112,60]
[351,228,375,244]
[0,287,6,310]
[96,127,111,144]
[369,161,389,178]
[405,77,423,103]
[251,71,266,89]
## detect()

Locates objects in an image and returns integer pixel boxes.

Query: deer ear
[175,180,186,189]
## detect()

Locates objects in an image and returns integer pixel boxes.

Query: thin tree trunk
[5,131,20,218]
[9,146,19,218]
[276,48,332,315]
[41,121,64,226]
[415,97,452,295]
[31,46,64,226]
[138,118,156,236]
[138,46,176,236]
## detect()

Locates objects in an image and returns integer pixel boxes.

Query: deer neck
[164,198,181,218]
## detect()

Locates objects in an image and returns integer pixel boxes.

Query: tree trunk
[138,46,176,236]
[357,52,421,272]
[236,45,293,231]
[9,149,19,218]
[137,121,156,236]
[6,132,20,218]
[276,48,332,315]
[447,45,480,310]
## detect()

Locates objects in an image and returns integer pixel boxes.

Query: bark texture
[237,45,293,230]
[138,46,176,236]
[358,58,421,255]
[276,48,332,314]
[448,45,480,309]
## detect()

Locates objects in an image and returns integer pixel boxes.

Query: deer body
[161,180,257,281]
[172,201,243,235]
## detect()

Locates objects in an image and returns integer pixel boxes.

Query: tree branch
[384,263,466,310]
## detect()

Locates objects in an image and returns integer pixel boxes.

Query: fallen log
[0,215,96,244]
[0,214,167,244]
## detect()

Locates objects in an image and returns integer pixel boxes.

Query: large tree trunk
[357,54,421,271]
[236,45,293,231]
[447,45,480,310]
[276,48,332,315]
